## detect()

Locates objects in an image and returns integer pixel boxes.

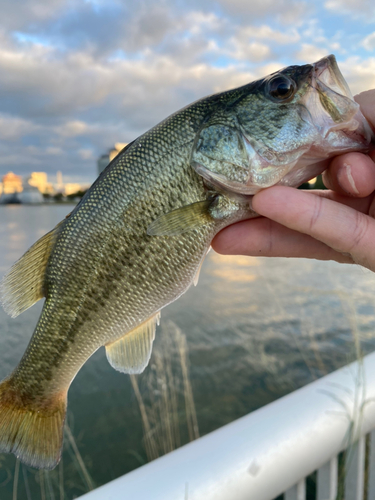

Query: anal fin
[105,312,160,374]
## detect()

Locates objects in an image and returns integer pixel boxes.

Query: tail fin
[0,378,67,470]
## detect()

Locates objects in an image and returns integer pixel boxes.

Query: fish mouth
[275,56,374,190]
[308,55,372,145]
[191,55,374,198]
[313,55,353,100]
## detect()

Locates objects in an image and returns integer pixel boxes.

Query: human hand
[212,90,375,272]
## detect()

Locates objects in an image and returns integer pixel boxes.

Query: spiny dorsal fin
[147,200,213,236]
[105,312,160,374]
[0,223,62,318]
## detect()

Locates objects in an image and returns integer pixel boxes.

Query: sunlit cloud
[228,41,273,62]
[56,121,89,137]
[295,43,331,63]
[0,0,373,184]
[239,25,301,44]
[339,57,375,95]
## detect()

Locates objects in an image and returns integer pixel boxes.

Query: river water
[1,204,375,500]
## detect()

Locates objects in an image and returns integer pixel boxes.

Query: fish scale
[0,54,373,470]
[11,106,221,396]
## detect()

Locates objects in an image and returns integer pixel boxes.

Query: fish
[0,55,373,470]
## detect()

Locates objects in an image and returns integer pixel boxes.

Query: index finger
[252,186,375,271]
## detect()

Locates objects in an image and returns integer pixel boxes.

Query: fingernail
[344,162,359,195]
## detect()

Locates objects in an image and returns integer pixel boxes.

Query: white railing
[79,351,375,500]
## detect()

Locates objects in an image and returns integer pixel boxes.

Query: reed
[64,424,94,492]
[131,321,199,462]
[12,460,19,500]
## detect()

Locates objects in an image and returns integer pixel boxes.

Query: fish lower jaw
[244,161,299,192]
[193,158,301,195]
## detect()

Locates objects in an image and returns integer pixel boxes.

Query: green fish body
[0,55,372,469]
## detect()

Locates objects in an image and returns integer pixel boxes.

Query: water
[1,205,375,499]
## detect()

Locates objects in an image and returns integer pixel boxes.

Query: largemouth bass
[0,55,373,469]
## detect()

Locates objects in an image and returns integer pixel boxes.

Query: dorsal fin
[105,313,160,374]
[0,223,62,318]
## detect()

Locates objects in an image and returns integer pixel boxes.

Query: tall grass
[130,320,199,462]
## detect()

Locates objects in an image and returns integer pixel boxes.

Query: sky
[0,0,374,185]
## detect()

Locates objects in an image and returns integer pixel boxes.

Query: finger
[281,187,373,214]
[252,186,375,270]
[355,90,375,133]
[212,216,353,263]
[322,152,375,197]
[213,187,372,258]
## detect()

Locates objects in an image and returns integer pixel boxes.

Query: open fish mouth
[307,55,372,144]
[191,54,374,196]
[313,55,353,100]
[275,55,375,190]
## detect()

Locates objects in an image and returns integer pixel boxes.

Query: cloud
[0,0,67,30]
[339,56,375,95]
[185,11,223,35]
[362,32,375,51]
[295,44,331,63]
[45,147,63,155]
[78,148,94,160]
[213,0,310,24]
[239,25,300,44]
[56,121,89,137]
[226,24,301,63]
[228,41,273,62]
[0,0,373,185]
[0,114,39,140]
[324,0,375,21]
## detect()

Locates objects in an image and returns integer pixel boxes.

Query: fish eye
[266,75,296,101]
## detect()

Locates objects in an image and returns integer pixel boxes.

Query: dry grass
[131,320,199,462]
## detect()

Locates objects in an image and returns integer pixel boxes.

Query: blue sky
[0,0,374,185]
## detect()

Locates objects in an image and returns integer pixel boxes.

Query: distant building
[109,143,127,161]
[97,143,128,175]
[19,178,44,204]
[25,172,54,194]
[2,172,23,194]
[56,171,64,192]
[97,153,110,175]
[64,183,83,196]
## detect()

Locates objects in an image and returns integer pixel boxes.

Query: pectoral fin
[0,223,62,318]
[147,200,213,236]
[105,313,160,374]
[193,246,211,287]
